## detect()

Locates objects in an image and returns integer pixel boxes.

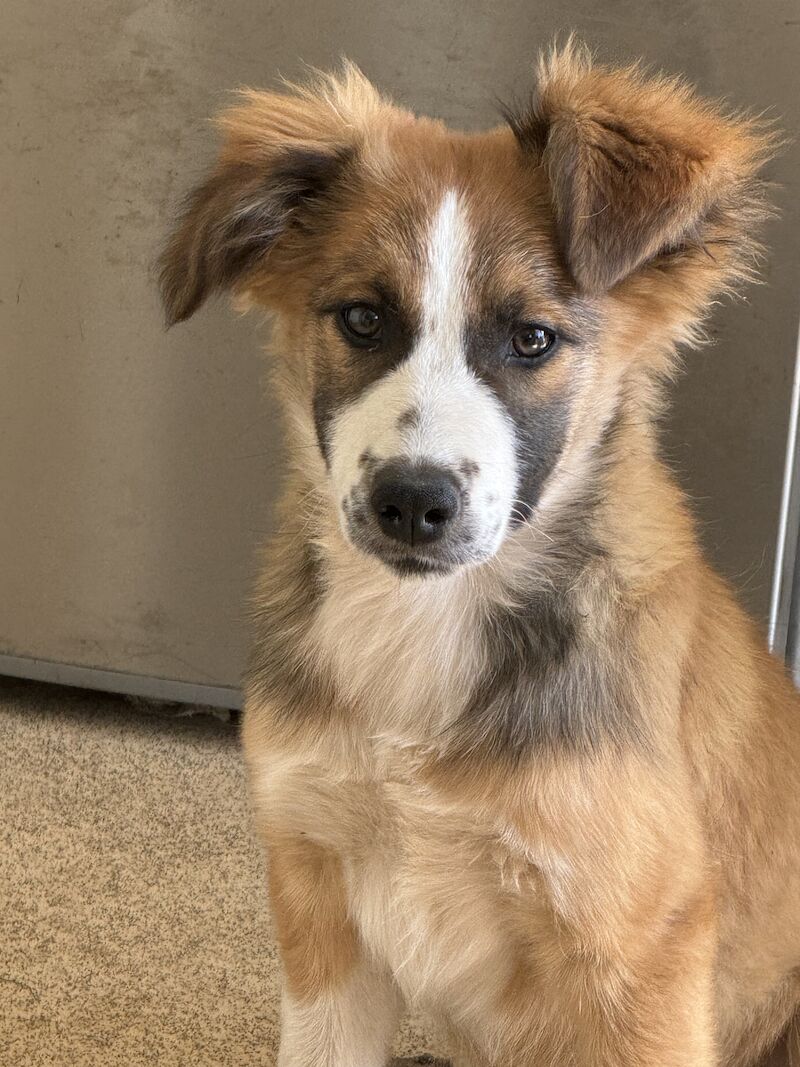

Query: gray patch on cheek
[462,307,584,524]
[314,380,386,469]
[344,476,372,530]
[510,398,571,523]
[311,293,423,465]
[312,382,339,468]
[349,492,373,527]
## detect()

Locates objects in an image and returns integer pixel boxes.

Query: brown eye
[511,325,556,360]
[341,304,383,344]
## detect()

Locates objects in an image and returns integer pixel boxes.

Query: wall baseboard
[0,653,242,710]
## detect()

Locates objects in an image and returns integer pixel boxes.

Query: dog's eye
[341,304,383,344]
[511,325,556,360]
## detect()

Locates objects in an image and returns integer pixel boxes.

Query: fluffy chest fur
[302,540,486,741]
[248,554,555,1018]
[256,746,531,1010]
[247,684,702,1060]
[247,535,693,975]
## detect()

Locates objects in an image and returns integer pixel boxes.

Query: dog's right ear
[160,64,388,325]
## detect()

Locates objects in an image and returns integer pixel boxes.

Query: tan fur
[163,42,798,1067]
[265,830,360,1001]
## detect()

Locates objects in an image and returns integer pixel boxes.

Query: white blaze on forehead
[422,188,471,348]
[328,188,519,559]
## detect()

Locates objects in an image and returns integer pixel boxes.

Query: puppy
[161,42,800,1067]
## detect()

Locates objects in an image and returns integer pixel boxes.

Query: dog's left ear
[506,42,775,294]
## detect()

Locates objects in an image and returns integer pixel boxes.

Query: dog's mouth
[367,549,457,579]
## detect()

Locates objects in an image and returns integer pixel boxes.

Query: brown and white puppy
[161,43,800,1067]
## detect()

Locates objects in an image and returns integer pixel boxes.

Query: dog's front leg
[267,831,401,1067]
[568,916,718,1067]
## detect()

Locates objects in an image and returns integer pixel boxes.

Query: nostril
[380,504,403,524]
[424,508,448,527]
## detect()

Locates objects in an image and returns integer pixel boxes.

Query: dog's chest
[263,742,570,1012]
[266,560,588,1007]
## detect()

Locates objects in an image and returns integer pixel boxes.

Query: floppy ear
[506,42,775,294]
[160,64,387,325]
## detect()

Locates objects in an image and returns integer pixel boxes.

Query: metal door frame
[769,319,800,680]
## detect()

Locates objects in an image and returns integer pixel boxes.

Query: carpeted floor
[0,676,433,1066]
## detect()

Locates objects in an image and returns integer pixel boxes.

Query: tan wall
[2,0,798,694]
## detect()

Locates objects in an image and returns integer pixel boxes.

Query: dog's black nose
[370,468,461,546]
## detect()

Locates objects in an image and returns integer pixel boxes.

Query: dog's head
[161,45,773,578]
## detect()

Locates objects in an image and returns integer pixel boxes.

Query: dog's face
[304,154,596,577]
[161,50,769,577]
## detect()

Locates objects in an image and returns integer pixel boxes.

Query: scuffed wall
[1,0,798,691]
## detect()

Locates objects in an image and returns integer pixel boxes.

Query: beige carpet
[0,676,433,1066]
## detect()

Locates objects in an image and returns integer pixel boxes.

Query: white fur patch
[305,547,485,737]
[278,966,400,1067]
[252,745,522,1057]
[328,189,519,563]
